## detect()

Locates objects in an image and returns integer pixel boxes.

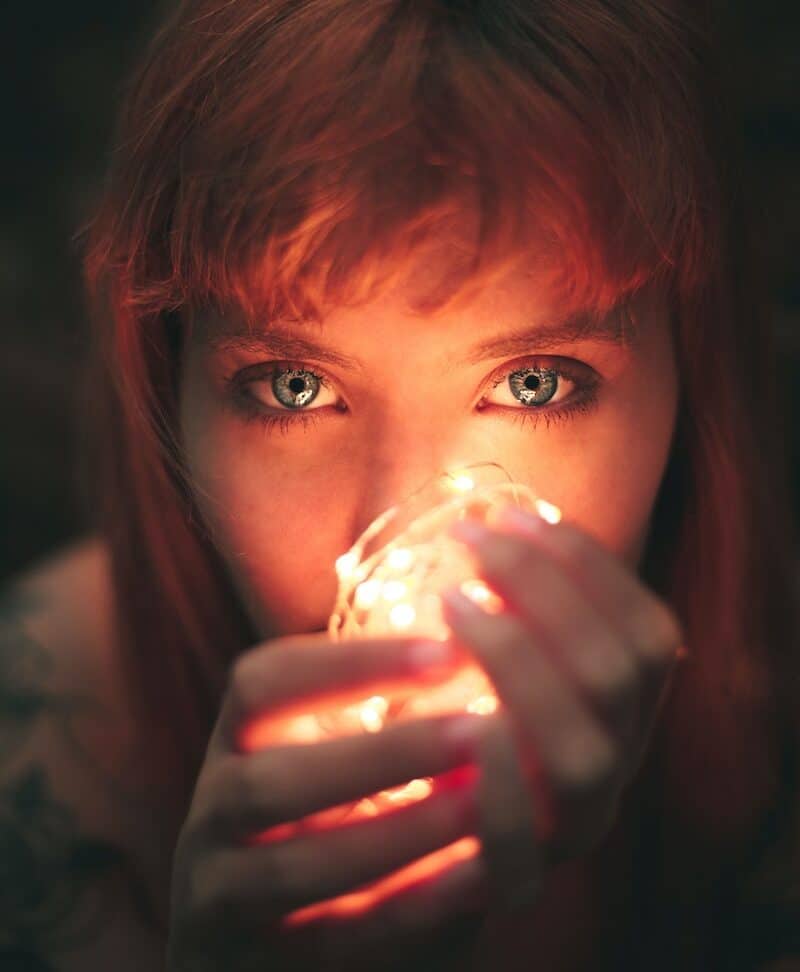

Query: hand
[165,631,494,972]
[441,507,684,912]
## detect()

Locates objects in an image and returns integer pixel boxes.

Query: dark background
[2,1,799,585]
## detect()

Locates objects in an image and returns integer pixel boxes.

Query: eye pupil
[273,369,321,408]
[508,368,557,406]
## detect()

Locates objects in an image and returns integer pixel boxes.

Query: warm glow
[359,695,389,733]
[466,694,498,715]
[448,473,476,492]
[534,498,562,524]
[382,580,409,602]
[354,578,382,609]
[388,602,417,629]
[283,836,480,927]
[387,778,434,802]
[251,468,560,925]
[335,551,359,580]
[387,547,415,570]
[460,578,505,614]
[283,714,326,744]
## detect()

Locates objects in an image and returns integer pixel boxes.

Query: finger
[196,772,479,926]
[193,711,487,843]
[475,713,544,914]
[279,854,488,970]
[494,509,685,672]
[495,510,685,765]
[451,519,641,746]
[441,590,620,859]
[211,634,463,754]
[454,512,683,762]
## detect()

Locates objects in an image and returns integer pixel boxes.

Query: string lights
[256,462,562,925]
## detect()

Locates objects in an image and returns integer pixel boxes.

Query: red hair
[82,0,798,961]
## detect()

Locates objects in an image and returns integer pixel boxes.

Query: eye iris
[509,368,557,406]
[273,369,320,408]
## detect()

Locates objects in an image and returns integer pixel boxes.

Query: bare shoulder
[0,538,177,969]
[4,537,144,786]
[6,537,118,703]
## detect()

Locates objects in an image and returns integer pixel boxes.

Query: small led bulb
[389,603,417,629]
[355,579,383,609]
[382,580,409,602]
[269,465,563,927]
[534,498,562,524]
[335,551,360,580]
[387,547,415,571]
[328,465,561,743]
[449,473,476,492]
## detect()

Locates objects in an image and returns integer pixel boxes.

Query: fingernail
[440,588,479,618]
[497,506,548,535]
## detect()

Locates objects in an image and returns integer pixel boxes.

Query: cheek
[188,432,349,635]
[556,414,674,568]
[530,350,678,569]
[519,360,678,569]
[179,358,348,637]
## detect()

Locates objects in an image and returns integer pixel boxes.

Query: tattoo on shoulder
[0,587,167,967]
[0,587,78,764]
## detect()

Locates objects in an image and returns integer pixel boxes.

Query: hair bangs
[90,0,717,336]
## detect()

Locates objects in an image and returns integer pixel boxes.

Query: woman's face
[179,257,679,639]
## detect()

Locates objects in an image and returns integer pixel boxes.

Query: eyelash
[227,357,600,436]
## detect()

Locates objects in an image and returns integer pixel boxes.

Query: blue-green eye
[480,356,601,429]
[236,364,337,413]
[272,368,322,409]
[226,353,599,437]
[507,367,558,406]
[487,363,572,409]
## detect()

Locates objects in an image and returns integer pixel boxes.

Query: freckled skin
[178,260,679,641]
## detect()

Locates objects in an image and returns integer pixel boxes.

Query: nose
[344,421,471,546]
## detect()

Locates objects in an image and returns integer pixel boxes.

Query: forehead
[189,206,671,354]
[191,282,671,385]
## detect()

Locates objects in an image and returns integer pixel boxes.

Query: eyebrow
[460,308,634,365]
[206,330,364,371]
[204,306,635,370]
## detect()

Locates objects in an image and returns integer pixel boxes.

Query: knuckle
[196,849,292,923]
[553,731,617,795]
[637,600,684,666]
[191,760,244,842]
[581,647,639,705]
[268,844,312,906]
[653,602,684,652]
[190,853,239,924]
[196,754,286,841]
[236,752,289,826]
[227,652,266,722]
